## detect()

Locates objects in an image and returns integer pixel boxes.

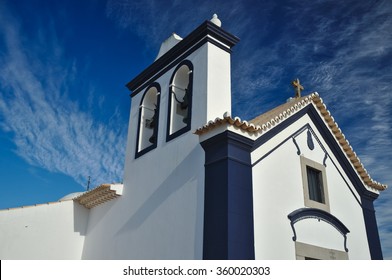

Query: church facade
[0,15,386,260]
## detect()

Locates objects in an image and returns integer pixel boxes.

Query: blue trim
[166,60,193,142]
[288,208,350,252]
[201,131,255,260]
[135,83,161,159]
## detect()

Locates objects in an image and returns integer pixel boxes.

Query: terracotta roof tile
[195,112,262,135]
[73,183,123,209]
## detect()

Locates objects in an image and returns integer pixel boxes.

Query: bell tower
[119,15,239,259]
[125,14,238,156]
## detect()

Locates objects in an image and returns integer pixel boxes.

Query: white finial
[210,14,221,27]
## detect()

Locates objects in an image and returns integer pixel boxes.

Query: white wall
[81,139,205,259]
[0,200,88,259]
[252,113,371,259]
[206,41,232,119]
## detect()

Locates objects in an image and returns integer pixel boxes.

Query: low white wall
[0,200,88,259]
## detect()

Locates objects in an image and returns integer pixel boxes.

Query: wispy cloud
[0,7,126,188]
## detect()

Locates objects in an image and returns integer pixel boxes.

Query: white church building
[0,15,387,260]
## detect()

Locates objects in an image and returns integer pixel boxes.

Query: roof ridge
[250,93,316,131]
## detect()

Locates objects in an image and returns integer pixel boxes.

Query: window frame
[300,156,330,212]
[166,60,193,142]
[295,241,348,260]
[135,83,161,158]
[306,166,325,203]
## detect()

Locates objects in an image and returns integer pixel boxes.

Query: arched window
[136,83,160,158]
[167,60,193,141]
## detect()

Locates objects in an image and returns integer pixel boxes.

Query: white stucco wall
[251,112,371,259]
[206,41,232,119]
[0,200,88,259]
[81,41,233,259]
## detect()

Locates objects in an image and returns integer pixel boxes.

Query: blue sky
[0,0,391,258]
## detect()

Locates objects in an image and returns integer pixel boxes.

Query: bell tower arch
[167,60,193,140]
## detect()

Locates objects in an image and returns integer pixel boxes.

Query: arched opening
[136,83,160,157]
[167,61,193,141]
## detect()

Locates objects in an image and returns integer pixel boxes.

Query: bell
[148,107,157,128]
[147,118,155,128]
[180,90,188,110]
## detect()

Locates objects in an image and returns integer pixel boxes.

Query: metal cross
[292,78,304,98]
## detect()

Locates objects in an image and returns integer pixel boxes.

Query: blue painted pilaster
[201,131,255,259]
[361,193,383,259]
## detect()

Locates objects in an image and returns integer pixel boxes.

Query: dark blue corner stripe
[201,131,255,260]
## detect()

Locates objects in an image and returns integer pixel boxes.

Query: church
[0,15,387,260]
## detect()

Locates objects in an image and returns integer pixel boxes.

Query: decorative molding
[290,125,312,155]
[323,153,328,167]
[288,208,350,252]
[293,137,301,155]
[307,130,314,150]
